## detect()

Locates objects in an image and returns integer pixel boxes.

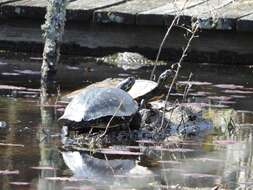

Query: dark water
[0,54,253,189]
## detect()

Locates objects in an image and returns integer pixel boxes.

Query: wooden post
[41,0,68,102]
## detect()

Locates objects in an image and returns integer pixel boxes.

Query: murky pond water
[0,53,253,189]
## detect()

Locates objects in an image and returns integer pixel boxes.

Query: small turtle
[62,69,173,103]
[59,77,140,134]
[128,69,174,101]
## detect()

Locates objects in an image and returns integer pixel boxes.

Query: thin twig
[150,15,180,80]
[104,153,115,175]
[54,85,61,105]
[98,100,123,139]
[182,72,193,102]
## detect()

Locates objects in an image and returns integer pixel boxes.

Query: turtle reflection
[61,150,157,189]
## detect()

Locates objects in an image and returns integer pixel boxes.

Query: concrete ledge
[0,20,252,64]
[0,0,253,30]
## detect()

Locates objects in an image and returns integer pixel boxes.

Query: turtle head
[116,77,135,91]
[157,69,174,88]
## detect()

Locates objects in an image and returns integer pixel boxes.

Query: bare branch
[159,22,199,131]
[150,15,180,80]
[150,0,191,80]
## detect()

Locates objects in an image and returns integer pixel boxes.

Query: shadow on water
[0,53,253,189]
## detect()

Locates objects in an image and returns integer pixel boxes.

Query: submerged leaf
[207,96,232,101]
[1,72,20,76]
[9,182,30,186]
[182,173,221,178]
[223,89,253,94]
[0,61,7,65]
[0,143,24,147]
[214,140,237,145]
[14,69,40,75]
[152,147,195,153]
[136,140,156,144]
[0,85,40,92]
[158,160,181,164]
[31,166,57,170]
[214,84,244,89]
[64,186,96,190]
[0,170,19,175]
[178,81,212,86]
[45,177,85,182]
[100,149,143,156]
[0,85,25,90]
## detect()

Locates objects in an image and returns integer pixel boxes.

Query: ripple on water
[0,54,252,190]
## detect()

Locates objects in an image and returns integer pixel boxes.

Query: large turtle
[59,77,140,134]
[61,69,173,103]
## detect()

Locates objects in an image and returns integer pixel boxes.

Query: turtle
[96,52,166,70]
[59,77,140,134]
[128,69,174,102]
[61,69,174,103]
[61,77,134,103]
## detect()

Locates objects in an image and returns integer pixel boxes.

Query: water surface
[0,54,253,189]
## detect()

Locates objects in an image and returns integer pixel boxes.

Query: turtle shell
[59,87,138,123]
[61,78,121,102]
[128,79,158,99]
[61,78,158,102]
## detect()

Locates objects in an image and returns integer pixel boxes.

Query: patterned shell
[59,87,138,123]
[62,78,158,102]
[128,79,157,99]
